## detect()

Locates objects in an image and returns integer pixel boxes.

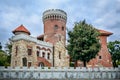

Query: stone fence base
[0,66,120,79]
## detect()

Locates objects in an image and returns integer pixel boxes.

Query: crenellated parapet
[43,9,67,23]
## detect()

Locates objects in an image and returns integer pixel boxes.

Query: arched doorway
[22,57,27,66]
[38,62,44,67]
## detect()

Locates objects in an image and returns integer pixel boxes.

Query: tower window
[28,48,32,55]
[99,56,102,59]
[54,25,58,30]
[62,26,64,31]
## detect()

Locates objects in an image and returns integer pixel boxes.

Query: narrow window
[42,52,45,58]
[62,26,64,31]
[99,56,102,59]
[47,53,50,59]
[15,46,18,56]
[59,51,61,59]
[28,62,32,67]
[28,48,32,55]
[37,51,39,57]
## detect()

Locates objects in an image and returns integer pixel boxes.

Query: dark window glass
[23,57,27,66]
[37,51,39,57]
[62,26,64,31]
[28,48,32,55]
[54,25,58,30]
[48,53,50,59]
[99,56,102,59]
[42,52,45,58]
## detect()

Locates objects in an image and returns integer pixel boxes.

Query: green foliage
[0,42,12,66]
[0,50,10,66]
[108,40,120,67]
[0,42,2,50]
[67,20,101,67]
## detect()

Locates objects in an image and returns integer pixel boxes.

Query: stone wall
[0,66,119,80]
[54,41,69,67]
[11,40,37,67]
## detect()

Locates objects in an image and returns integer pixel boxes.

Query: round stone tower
[43,9,67,45]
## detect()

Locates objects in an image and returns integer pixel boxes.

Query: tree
[0,42,2,50]
[67,20,101,67]
[4,41,12,65]
[0,42,12,66]
[0,42,10,66]
[108,40,120,67]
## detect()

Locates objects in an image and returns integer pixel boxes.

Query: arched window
[42,52,45,58]
[22,57,27,66]
[37,51,39,57]
[54,25,58,30]
[38,62,44,67]
[47,53,50,59]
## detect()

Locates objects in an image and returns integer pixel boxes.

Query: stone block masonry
[0,66,120,80]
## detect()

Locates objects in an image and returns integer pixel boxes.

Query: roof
[98,29,113,36]
[12,24,31,35]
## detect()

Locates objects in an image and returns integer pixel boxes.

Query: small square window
[28,62,32,67]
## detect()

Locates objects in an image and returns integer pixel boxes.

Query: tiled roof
[98,29,113,36]
[12,24,30,35]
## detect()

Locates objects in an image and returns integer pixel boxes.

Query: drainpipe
[53,45,54,67]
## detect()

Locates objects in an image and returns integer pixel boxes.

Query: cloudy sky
[0,0,120,46]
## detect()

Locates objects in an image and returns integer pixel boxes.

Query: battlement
[43,9,67,23]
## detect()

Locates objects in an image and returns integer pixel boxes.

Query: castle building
[10,9,112,67]
[11,9,69,67]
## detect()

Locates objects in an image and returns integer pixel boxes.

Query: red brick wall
[43,19,66,45]
[87,35,113,67]
[77,35,113,67]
